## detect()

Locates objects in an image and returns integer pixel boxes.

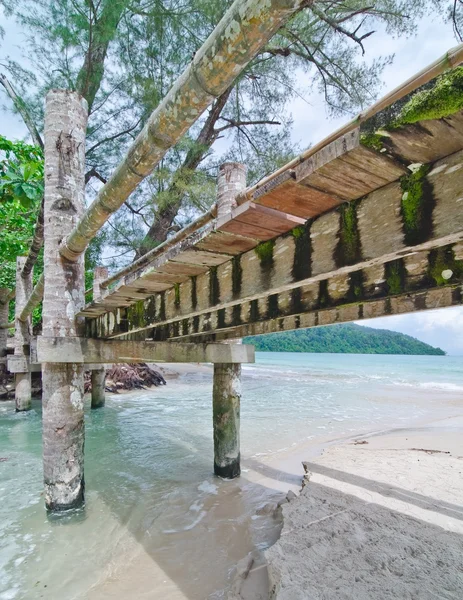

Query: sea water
[0,353,462,599]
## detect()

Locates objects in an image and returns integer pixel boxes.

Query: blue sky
[1,9,462,354]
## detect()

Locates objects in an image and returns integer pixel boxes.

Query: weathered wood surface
[79,111,463,326]
[37,337,255,364]
[87,146,463,340]
[42,90,88,512]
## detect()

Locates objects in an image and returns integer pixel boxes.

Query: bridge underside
[86,144,463,343]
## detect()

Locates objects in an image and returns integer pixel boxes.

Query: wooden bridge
[1,0,463,511]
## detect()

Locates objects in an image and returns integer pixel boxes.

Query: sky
[1,8,463,354]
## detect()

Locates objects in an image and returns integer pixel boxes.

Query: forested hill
[243,324,445,355]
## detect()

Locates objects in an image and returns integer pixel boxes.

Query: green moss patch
[385,259,406,295]
[335,201,361,267]
[360,133,386,152]
[174,283,180,309]
[291,223,312,281]
[394,67,463,126]
[400,165,434,246]
[232,255,242,299]
[428,246,463,286]
[255,239,275,268]
[209,266,220,306]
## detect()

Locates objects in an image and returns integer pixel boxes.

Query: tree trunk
[75,0,129,113]
[135,87,232,257]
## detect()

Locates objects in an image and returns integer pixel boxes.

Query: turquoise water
[0,353,462,599]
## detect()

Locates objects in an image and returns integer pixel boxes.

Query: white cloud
[357,307,463,355]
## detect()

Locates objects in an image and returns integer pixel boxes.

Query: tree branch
[0,73,43,149]
[214,118,281,133]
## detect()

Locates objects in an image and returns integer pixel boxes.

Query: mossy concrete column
[42,90,88,511]
[213,363,241,479]
[14,257,32,412]
[91,368,106,409]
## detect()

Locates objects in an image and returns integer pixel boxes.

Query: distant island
[244,323,445,355]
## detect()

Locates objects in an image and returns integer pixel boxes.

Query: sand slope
[265,423,463,599]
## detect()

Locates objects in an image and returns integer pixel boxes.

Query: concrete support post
[91,368,106,409]
[213,363,241,479]
[93,266,108,302]
[42,90,88,511]
[213,164,246,479]
[0,289,9,378]
[216,162,247,219]
[90,267,108,409]
[217,162,246,346]
[14,258,32,411]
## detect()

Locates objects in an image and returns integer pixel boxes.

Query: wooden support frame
[87,146,463,341]
[36,337,255,364]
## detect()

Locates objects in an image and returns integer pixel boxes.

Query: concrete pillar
[42,90,88,511]
[93,266,108,302]
[213,363,241,479]
[216,162,247,219]
[0,289,9,378]
[14,258,32,412]
[217,162,246,345]
[213,164,246,478]
[91,368,106,409]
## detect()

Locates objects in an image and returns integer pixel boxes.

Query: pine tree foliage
[0,0,461,269]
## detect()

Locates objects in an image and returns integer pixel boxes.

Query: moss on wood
[255,239,275,268]
[159,292,166,321]
[174,283,180,309]
[232,255,242,299]
[394,67,463,126]
[385,259,406,295]
[317,280,331,308]
[250,299,259,322]
[360,132,386,152]
[291,223,312,281]
[400,164,434,246]
[348,271,365,302]
[335,201,361,266]
[267,294,279,319]
[209,267,220,306]
[428,246,463,286]
[191,275,197,310]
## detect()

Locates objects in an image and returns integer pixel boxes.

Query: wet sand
[259,415,463,600]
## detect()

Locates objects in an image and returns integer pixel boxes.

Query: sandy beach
[232,415,463,599]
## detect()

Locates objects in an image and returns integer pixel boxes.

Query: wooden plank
[154,261,209,277]
[295,130,406,201]
[383,112,463,164]
[170,248,233,267]
[36,336,255,364]
[87,147,463,338]
[196,231,258,255]
[252,178,341,218]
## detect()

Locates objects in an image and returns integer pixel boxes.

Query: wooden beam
[36,337,255,364]
[163,283,463,343]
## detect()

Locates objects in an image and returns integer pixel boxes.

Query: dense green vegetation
[244,323,445,355]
